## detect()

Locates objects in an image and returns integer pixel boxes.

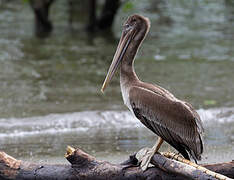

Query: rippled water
[0,108,233,163]
[0,0,234,164]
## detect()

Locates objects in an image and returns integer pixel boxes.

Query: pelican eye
[124,24,132,31]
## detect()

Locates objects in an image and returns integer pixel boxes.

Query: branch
[0,146,233,180]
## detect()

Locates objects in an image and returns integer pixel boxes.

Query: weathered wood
[161,152,232,180]
[151,153,232,180]
[0,147,233,180]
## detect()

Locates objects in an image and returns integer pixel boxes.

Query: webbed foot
[136,147,155,171]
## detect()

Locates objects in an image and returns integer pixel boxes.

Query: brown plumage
[101,14,204,163]
[129,83,203,161]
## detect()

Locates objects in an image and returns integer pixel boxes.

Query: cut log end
[0,151,21,169]
[65,146,97,168]
[0,151,21,179]
[64,145,75,158]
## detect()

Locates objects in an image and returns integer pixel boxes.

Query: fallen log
[0,146,233,180]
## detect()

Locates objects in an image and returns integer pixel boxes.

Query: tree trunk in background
[29,0,121,36]
[97,0,121,30]
[86,0,97,32]
[29,0,54,38]
[87,0,121,32]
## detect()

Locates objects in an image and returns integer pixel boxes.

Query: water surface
[0,0,233,164]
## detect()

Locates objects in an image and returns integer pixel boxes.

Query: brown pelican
[101,14,204,170]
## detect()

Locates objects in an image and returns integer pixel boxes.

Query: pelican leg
[153,137,164,152]
[136,137,164,171]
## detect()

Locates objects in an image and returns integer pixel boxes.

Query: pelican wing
[129,86,203,160]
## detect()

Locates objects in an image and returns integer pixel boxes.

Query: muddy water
[0,0,233,164]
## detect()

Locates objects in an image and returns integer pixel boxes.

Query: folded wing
[129,86,203,161]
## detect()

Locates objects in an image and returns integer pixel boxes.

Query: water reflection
[0,0,234,118]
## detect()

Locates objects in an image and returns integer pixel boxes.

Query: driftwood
[0,146,234,180]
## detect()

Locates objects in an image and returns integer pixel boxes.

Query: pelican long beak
[101,28,134,93]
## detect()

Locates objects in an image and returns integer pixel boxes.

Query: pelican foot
[135,147,155,171]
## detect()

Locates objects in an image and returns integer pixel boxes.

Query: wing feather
[129,86,203,160]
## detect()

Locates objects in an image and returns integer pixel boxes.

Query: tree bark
[0,147,233,180]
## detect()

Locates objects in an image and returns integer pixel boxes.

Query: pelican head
[101,14,150,92]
